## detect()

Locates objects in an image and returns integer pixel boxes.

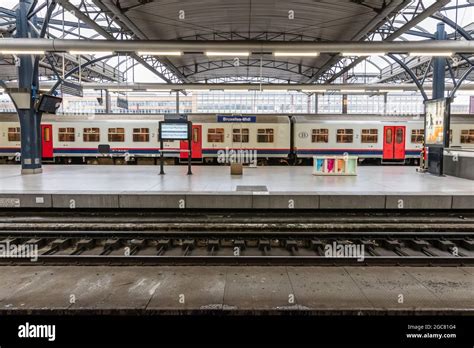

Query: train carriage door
[394,126,406,160]
[180,124,202,159]
[41,124,53,158]
[383,126,394,159]
[383,126,406,160]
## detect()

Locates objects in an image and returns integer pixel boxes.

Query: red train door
[393,126,406,160]
[180,124,202,159]
[41,124,53,158]
[383,126,405,160]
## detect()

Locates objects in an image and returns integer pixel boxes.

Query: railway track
[0,210,473,266]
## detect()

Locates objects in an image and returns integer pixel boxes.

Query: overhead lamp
[300,89,326,93]
[138,51,182,56]
[223,88,251,92]
[1,50,44,55]
[339,89,366,93]
[69,50,114,55]
[261,89,283,93]
[341,52,386,57]
[409,52,453,57]
[146,89,172,92]
[108,88,134,92]
[274,52,319,57]
[205,51,250,57]
[187,89,210,92]
[377,89,405,93]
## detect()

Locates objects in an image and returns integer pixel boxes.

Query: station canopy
[0,0,473,87]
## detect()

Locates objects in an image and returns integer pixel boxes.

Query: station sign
[217,115,256,123]
[159,122,190,140]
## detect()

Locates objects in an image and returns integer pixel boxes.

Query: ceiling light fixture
[274,52,319,57]
[205,51,250,57]
[1,50,44,55]
[138,51,182,56]
[409,52,453,57]
[341,52,386,57]
[69,50,114,55]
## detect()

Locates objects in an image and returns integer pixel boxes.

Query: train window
[232,128,249,143]
[411,129,424,143]
[361,129,378,143]
[58,127,75,142]
[396,128,404,144]
[386,128,392,143]
[461,129,474,144]
[7,127,20,142]
[257,128,274,143]
[208,128,224,143]
[193,128,199,143]
[133,128,150,142]
[83,128,100,142]
[108,128,125,142]
[312,129,328,143]
[336,129,353,143]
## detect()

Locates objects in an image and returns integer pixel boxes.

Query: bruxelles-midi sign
[217,115,256,123]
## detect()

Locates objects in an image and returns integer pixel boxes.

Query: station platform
[0,165,472,210]
[0,265,472,315]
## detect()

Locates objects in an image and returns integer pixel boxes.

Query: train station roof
[0,0,473,88]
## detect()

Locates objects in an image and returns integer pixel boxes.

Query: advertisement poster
[425,98,447,146]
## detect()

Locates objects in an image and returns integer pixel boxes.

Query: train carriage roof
[0,113,472,123]
[291,114,474,123]
[0,113,291,123]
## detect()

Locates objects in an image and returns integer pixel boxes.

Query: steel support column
[105,90,111,113]
[432,23,447,99]
[15,0,43,174]
[176,91,180,114]
[427,22,447,176]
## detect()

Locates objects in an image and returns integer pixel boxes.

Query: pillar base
[21,168,43,175]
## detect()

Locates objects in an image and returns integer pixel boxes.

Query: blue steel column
[427,22,447,176]
[16,0,43,174]
[432,22,446,99]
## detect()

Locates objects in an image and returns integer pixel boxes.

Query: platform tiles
[0,265,472,314]
[0,165,472,209]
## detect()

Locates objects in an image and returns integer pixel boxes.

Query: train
[0,113,473,165]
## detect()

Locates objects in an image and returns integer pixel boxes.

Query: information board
[424,98,449,146]
[36,94,63,114]
[160,122,189,140]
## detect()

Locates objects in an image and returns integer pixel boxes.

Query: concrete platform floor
[0,164,472,194]
[0,265,473,314]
